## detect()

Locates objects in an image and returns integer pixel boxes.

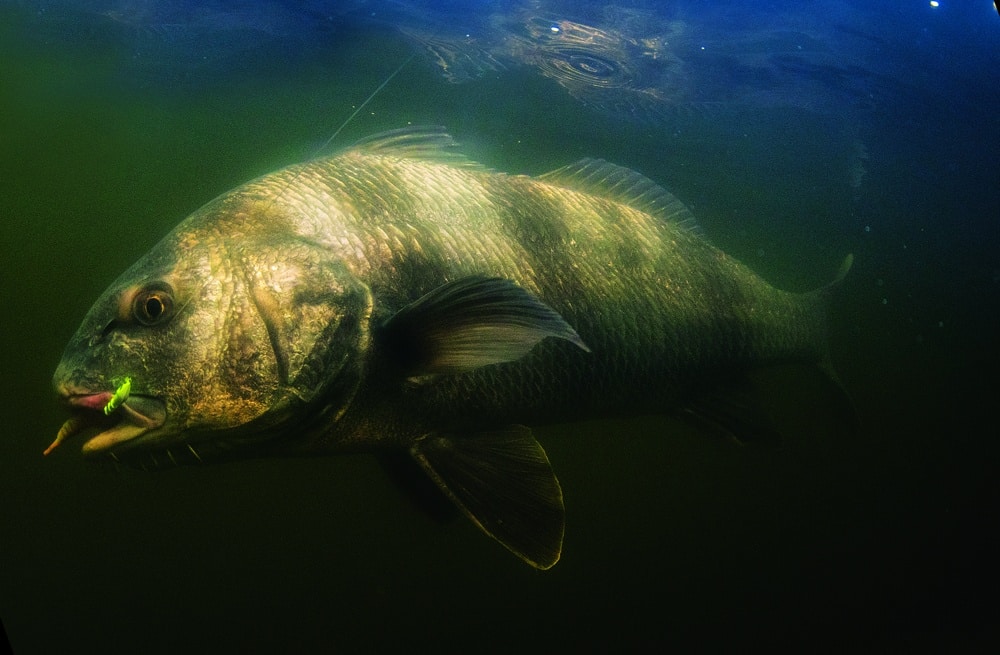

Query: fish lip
[65,391,113,411]
[50,389,167,456]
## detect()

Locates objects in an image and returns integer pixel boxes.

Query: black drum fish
[47,127,852,569]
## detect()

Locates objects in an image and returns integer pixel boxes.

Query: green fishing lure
[103,377,131,415]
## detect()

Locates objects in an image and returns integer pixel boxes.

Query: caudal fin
[816,253,859,431]
[823,253,854,292]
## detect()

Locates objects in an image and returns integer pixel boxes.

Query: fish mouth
[45,391,167,457]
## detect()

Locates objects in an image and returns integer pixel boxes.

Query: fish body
[49,128,850,568]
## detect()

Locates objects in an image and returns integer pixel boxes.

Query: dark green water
[2,6,997,652]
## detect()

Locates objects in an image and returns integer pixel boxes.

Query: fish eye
[132,284,174,326]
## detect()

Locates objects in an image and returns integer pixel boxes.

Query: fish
[47,127,853,569]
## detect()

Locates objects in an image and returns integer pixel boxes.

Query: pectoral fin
[410,426,565,570]
[379,276,589,375]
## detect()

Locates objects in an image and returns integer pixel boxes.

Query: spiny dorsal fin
[346,126,484,168]
[539,158,703,235]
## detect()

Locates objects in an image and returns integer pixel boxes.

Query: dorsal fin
[539,158,703,234]
[345,126,484,169]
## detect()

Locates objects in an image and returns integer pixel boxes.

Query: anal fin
[681,363,860,447]
[681,374,784,447]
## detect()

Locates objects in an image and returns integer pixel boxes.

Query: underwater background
[1,0,998,651]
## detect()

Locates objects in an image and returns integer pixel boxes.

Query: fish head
[50,208,373,465]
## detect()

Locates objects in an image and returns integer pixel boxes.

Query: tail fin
[680,254,859,445]
[816,253,859,432]
[823,253,854,293]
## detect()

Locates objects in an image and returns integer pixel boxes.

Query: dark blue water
[2,1,998,651]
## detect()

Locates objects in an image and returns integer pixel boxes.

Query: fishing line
[314,52,417,157]
[261,49,418,213]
